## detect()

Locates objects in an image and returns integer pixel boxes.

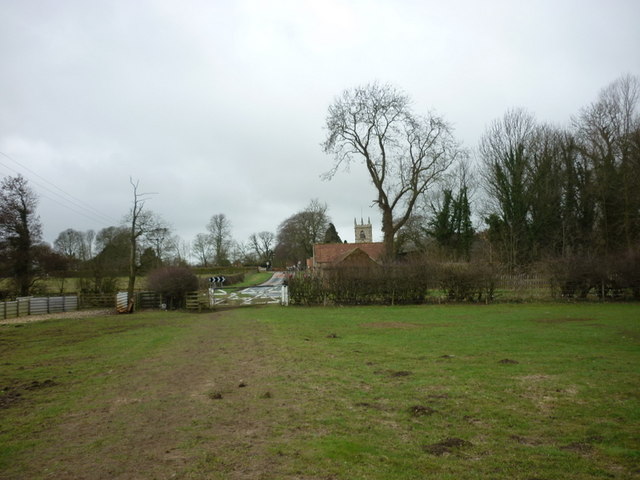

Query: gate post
[281,285,289,306]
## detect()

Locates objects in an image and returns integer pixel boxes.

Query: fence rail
[1,295,79,320]
[1,291,164,320]
[186,285,289,311]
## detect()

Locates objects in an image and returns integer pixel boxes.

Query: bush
[147,266,199,309]
[550,251,640,300]
[290,261,434,306]
[616,250,640,299]
[288,273,325,305]
[437,262,497,302]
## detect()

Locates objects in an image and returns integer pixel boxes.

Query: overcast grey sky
[1,0,639,251]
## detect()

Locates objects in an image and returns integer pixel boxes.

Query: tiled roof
[313,242,386,265]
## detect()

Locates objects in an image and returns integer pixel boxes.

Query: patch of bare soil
[423,437,473,456]
[409,405,437,417]
[509,435,543,446]
[12,312,286,480]
[0,308,115,325]
[373,369,413,378]
[0,379,57,410]
[0,386,22,409]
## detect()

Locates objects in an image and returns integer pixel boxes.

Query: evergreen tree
[323,223,342,243]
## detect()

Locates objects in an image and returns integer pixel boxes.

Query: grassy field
[1,270,272,297]
[1,303,639,479]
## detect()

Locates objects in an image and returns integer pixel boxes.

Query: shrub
[288,273,325,305]
[289,261,435,306]
[147,266,199,309]
[550,251,640,300]
[437,262,497,302]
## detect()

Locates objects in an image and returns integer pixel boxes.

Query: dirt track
[5,311,283,480]
[0,309,116,325]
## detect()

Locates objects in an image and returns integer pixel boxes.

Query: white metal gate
[208,285,289,306]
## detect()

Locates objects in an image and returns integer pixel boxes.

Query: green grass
[252,304,640,479]
[1,270,272,298]
[1,303,638,479]
[233,271,273,286]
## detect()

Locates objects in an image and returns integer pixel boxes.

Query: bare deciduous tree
[574,74,640,253]
[207,213,233,266]
[125,178,163,310]
[249,231,275,264]
[275,199,330,266]
[192,233,213,267]
[323,82,462,258]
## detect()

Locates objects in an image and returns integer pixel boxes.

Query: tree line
[323,74,640,273]
[1,74,638,298]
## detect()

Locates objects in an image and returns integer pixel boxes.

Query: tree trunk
[381,208,395,262]
[127,231,137,312]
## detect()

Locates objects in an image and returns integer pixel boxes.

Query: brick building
[308,217,385,269]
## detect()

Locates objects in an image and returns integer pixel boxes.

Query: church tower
[354,217,373,243]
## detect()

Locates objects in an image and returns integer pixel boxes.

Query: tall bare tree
[124,178,163,310]
[192,233,214,267]
[54,228,85,259]
[323,82,462,258]
[248,231,275,264]
[574,74,640,253]
[207,213,233,266]
[275,199,330,266]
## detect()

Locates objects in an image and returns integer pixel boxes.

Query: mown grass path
[1,304,639,479]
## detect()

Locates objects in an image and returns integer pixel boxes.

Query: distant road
[259,272,287,286]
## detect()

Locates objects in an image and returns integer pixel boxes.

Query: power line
[0,151,121,226]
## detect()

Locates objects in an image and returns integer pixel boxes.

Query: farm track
[0,308,116,325]
[3,311,283,480]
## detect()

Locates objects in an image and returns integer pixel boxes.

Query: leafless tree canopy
[249,231,275,263]
[322,82,462,257]
[207,213,233,265]
[275,199,330,265]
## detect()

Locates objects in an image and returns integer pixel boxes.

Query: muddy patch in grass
[372,369,413,378]
[510,435,543,446]
[0,386,22,409]
[24,379,57,390]
[409,405,437,417]
[1,379,57,409]
[423,437,473,456]
[560,442,594,453]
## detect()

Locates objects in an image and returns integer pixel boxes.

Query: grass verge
[1,303,638,479]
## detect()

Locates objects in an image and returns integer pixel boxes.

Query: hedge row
[288,262,499,306]
[550,252,640,300]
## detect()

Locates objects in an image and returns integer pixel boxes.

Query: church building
[308,217,385,269]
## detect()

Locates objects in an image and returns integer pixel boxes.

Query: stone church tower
[354,217,373,243]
